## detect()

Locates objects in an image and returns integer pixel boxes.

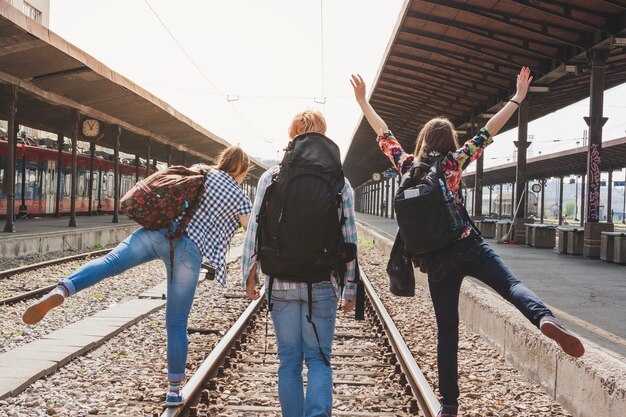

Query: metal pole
[580,174,586,227]
[88,141,95,216]
[69,111,79,227]
[607,171,613,223]
[514,98,530,220]
[540,179,545,224]
[498,183,503,217]
[583,49,609,224]
[391,177,396,220]
[97,163,103,214]
[384,177,390,218]
[55,133,63,218]
[112,126,120,223]
[18,144,27,219]
[145,137,151,177]
[3,85,17,232]
[488,186,493,216]
[472,116,483,217]
[134,155,140,183]
[558,177,564,225]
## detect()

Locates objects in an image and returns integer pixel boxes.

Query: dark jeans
[426,232,552,407]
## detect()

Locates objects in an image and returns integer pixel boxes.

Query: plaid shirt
[186,168,252,286]
[241,165,358,301]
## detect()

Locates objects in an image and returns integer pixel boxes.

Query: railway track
[0,249,112,306]
[162,267,440,417]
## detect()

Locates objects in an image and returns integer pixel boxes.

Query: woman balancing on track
[351,67,584,417]
[22,146,253,407]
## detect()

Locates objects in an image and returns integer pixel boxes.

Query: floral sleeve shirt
[377,127,493,239]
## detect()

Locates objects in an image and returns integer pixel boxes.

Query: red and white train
[0,139,147,217]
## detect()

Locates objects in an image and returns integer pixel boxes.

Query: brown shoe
[540,316,585,358]
[23,287,66,324]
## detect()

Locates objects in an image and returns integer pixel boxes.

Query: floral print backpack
[121,165,207,279]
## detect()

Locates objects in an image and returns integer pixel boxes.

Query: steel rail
[0,249,112,280]
[0,283,56,306]
[360,266,441,417]
[162,288,266,417]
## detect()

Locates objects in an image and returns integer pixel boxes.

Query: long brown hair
[413,117,461,162]
[216,146,250,177]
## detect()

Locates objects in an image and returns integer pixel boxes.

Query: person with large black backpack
[22,146,253,407]
[351,68,584,417]
[242,110,358,417]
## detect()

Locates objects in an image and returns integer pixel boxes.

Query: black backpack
[256,132,346,282]
[256,132,349,365]
[394,157,469,255]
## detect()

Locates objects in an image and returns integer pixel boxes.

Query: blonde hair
[216,146,250,176]
[288,110,327,139]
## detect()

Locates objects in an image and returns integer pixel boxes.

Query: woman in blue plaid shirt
[23,146,253,407]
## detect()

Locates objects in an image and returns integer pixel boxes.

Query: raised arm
[484,67,533,136]
[350,74,388,134]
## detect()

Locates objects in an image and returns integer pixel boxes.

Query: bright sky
[50,0,626,176]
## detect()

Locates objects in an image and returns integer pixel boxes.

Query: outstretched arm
[350,74,388,134]
[485,67,533,136]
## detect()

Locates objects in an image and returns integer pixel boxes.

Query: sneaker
[22,287,66,325]
[437,405,458,417]
[540,316,585,358]
[164,388,184,407]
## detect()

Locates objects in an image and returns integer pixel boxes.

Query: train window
[107,174,113,198]
[64,173,71,197]
[78,173,85,196]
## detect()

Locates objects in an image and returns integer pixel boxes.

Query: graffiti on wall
[587,143,601,222]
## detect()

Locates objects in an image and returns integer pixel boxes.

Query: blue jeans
[426,232,553,407]
[59,227,202,382]
[270,282,337,417]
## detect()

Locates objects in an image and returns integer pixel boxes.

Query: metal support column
[17,143,27,219]
[145,137,152,177]
[135,155,140,183]
[69,111,79,227]
[581,174,586,227]
[607,171,613,223]
[88,141,95,216]
[384,178,390,218]
[472,117,483,218]
[391,177,396,220]
[558,177,564,225]
[583,49,612,257]
[55,133,63,218]
[498,184,503,217]
[112,126,120,223]
[3,85,17,232]
[513,98,531,242]
[540,179,546,224]
[488,186,493,215]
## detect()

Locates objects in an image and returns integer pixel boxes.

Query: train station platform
[0,215,138,259]
[356,212,626,360]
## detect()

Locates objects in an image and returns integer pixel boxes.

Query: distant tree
[565,201,576,216]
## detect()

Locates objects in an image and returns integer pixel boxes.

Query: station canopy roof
[344,0,626,187]
[463,136,626,187]
[0,2,266,178]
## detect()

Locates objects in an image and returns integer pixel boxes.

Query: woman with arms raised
[351,67,584,417]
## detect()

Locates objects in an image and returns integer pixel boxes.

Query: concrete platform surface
[0,298,165,400]
[0,215,138,259]
[356,212,626,359]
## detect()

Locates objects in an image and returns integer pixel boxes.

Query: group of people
[23,66,584,417]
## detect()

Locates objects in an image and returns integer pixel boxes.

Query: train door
[45,160,55,214]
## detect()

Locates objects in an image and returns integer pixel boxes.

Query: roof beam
[387,53,512,91]
[383,68,499,103]
[420,0,589,49]
[374,87,468,117]
[392,41,530,80]
[406,11,561,62]
[376,83,471,113]
[399,26,542,68]
[509,0,613,33]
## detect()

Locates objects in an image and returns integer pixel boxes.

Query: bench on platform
[476,219,497,239]
[524,224,557,248]
[495,220,512,241]
[601,231,626,264]
[556,226,584,255]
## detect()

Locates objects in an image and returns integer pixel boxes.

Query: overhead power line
[143,0,267,141]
